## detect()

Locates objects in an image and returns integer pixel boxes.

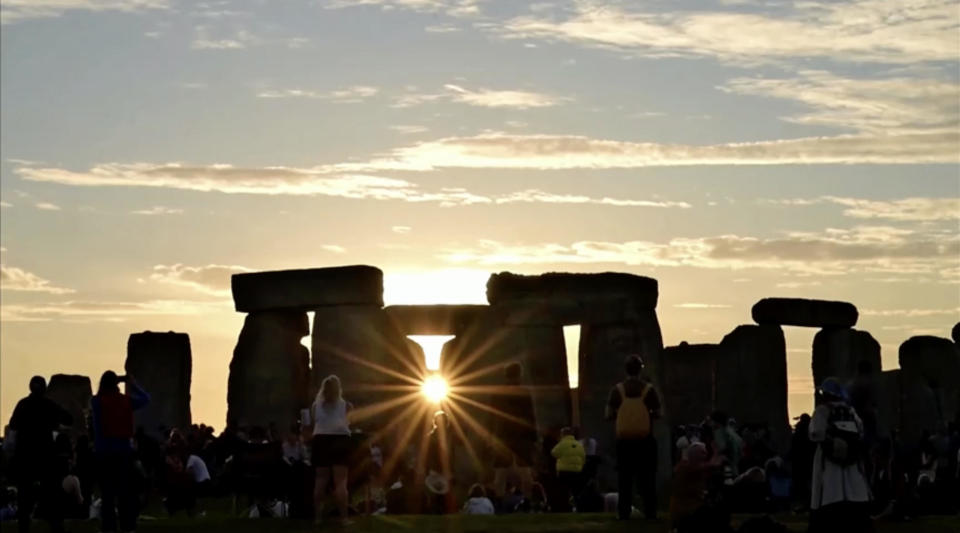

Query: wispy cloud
[498,1,958,64]
[389,125,430,134]
[393,84,569,109]
[1,0,168,25]
[324,0,484,18]
[15,163,690,208]
[130,205,184,215]
[257,85,379,103]
[392,225,412,234]
[0,299,231,322]
[35,202,61,211]
[366,131,958,169]
[861,307,960,318]
[0,201,11,208]
[150,264,251,296]
[766,196,960,222]
[721,71,959,135]
[321,244,347,253]
[1,265,75,294]
[440,226,959,278]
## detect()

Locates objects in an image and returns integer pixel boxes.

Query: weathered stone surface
[578,309,667,489]
[717,325,790,449]
[227,312,309,430]
[518,326,572,435]
[384,305,489,335]
[875,370,901,440]
[46,374,92,437]
[311,306,421,434]
[498,297,644,327]
[751,298,858,328]
[126,331,192,437]
[232,265,383,312]
[812,328,881,388]
[899,375,941,444]
[662,343,721,427]
[487,272,658,309]
[953,322,960,344]
[899,336,960,388]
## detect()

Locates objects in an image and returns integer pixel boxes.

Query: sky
[1,0,958,430]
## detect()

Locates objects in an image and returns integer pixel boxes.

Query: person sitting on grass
[462,484,495,515]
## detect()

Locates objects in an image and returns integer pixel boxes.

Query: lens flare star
[421,374,449,404]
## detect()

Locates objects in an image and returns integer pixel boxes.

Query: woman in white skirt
[310,375,353,525]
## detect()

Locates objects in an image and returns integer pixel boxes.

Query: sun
[421,374,449,404]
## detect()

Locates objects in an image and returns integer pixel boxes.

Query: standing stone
[126,331,192,438]
[752,298,858,328]
[875,370,902,440]
[899,335,960,432]
[717,325,790,449]
[812,328,881,387]
[488,271,659,309]
[662,343,721,427]
[518,326,571,435]
[232,265,383,312]
[46,374,92,437]
[227,312,309,431]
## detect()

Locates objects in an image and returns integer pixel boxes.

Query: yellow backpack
[615,382,652,439]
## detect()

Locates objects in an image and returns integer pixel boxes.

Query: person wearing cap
[808,377,872,533]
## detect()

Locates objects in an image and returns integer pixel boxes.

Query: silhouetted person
[91,371,149,533]
[489,362,538,497]
[424,411,456,514]
[808,377,872,533]
[8,376,72,533]
[310,374,353,525]
[551,426,585,511]
[606,354,661,520]
[790,413,814,510]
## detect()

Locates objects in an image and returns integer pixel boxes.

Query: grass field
[3,513,960,532]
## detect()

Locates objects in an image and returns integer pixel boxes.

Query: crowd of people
[1,357,958,532]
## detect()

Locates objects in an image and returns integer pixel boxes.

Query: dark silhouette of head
[432,410,449,430]
[319,374,342,404]
[504,362,523,385]
[857,359,873,376]
[625,355,644,377]
[561,426,575,438]
[709,410,729,427]
[98,371,120,396]
[28,376,47,395]
[468,483,486,499]
[819,377,848,403]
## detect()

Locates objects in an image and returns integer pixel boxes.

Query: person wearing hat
[808,377,872,533]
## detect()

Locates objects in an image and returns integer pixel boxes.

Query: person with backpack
[808,377,872,533]
[605,354,661,520]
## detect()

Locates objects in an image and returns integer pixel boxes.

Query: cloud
[1,0,168,24]
[321,244,347,254]
[393,84,569,109]
[15,163,690,208]
[493,189,691,208]
[1,265,75,294]
[34,202,61,210]
[498,0,958,64]
[130,205,184,215]
[323,0,484,18]
[0,299,231,322]
[257,86,379,103]
[767,196,960,222]
[371,131,959,169]
[861,307,960,318]
[440,225,959,279]
[389,125,430,134]
[392,225,412,234]
[0,201,11,208]
[721,71,959,135]
[150,264,251,296]
[425,24,460,33]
